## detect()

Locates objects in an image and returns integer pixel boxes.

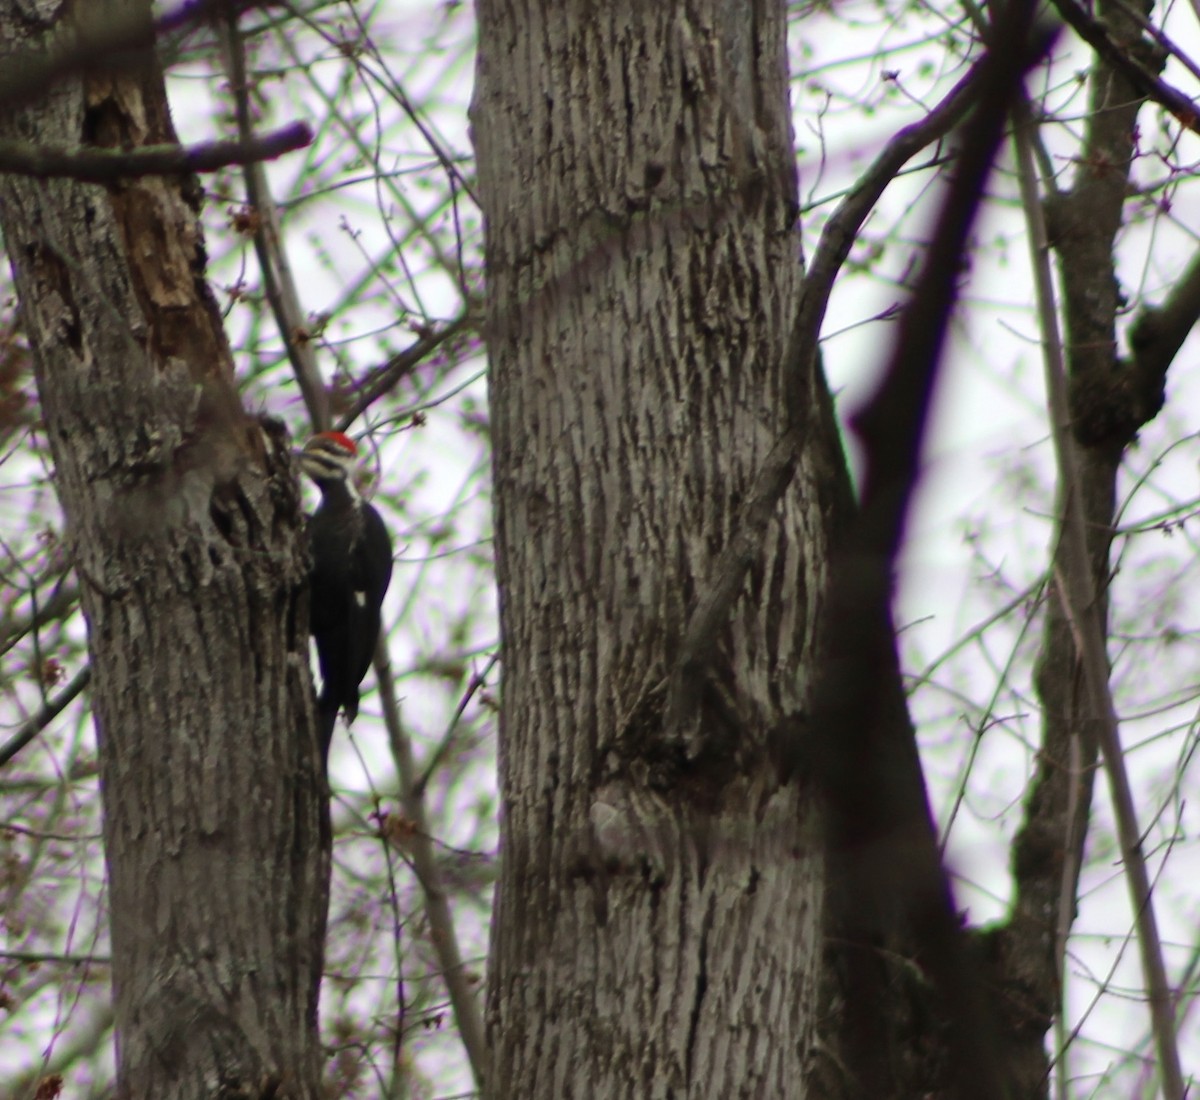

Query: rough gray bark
[473,2,843,1095]
[0,3,329,1097]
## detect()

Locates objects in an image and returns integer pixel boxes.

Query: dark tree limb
[1128,246,1200,396]
[1051,0,1198,131]
[0,665,91,769]
[808,4,1058,1097]
[0,124,311,181]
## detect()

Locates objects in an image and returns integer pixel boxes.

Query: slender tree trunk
[473,2,846,1094]
[0,3,329,1096]
[1004,1,1162,1092]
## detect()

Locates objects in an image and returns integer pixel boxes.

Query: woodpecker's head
[299,431,360,491]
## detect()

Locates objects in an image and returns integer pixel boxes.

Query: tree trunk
[473,2,846,1094]
[0,4,329,1097]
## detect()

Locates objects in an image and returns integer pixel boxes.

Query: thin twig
[1013,98,1185,1100]
[375,640,489,1096]
[338,312,477,430]
[0,666,91,769]
[373,789,408,1096]
[0,578,77,661]
[338,0,478,209]
[0,949,109,965]
[413,651,499,799]
[219,9,329,429]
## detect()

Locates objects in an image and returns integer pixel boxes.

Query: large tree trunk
[473,2,846,1094]
[0,3,329,1096]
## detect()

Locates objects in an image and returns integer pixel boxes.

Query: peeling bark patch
[84,73,236,387]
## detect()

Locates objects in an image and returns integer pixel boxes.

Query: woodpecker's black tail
[318,696,339,760]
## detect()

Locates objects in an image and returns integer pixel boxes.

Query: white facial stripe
[302,451,353,478]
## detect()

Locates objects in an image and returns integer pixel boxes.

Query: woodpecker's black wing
[307,510,353,747]
[306,507,388,758]
[341,500,393,723]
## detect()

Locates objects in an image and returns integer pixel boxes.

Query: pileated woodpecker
[299,431,393,753]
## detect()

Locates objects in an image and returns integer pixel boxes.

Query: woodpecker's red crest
[314,431,357,456]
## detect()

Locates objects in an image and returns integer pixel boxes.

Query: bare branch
[0,123,311,181]
[412,651,499,799]
[0,577,76,661]
[218,9,330,430]
[1014,100,1185,1100]
[339,312,478,430]
[0,665,91,769]
[794,57,985,390]
[374,640,489,1095]
[665,44,993,735]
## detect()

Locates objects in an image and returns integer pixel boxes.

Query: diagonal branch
[0,665,91,769]
[1051,0,1199,131]
[338,312,477,431]
[412,651,500,799]
[0,576,76,661]
[664,47,996,734]
[808,5,1058,1096]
